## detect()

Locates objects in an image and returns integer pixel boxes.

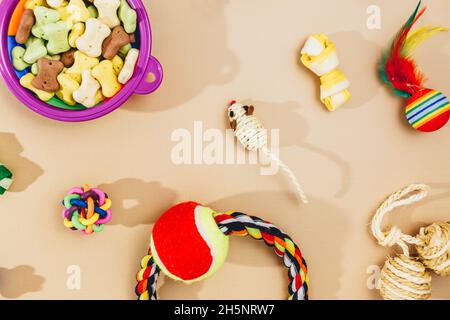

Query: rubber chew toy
[380,1,450,132]
[300,34,350,111]
[135,202,309,300]
[227,101,308,204]
[0,163,13,195]
[62,184,112,235]
[371,184,449,300]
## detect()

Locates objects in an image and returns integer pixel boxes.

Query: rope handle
[371,184,429,257]
[135,211,309,300]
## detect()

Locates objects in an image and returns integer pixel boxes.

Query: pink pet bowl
[0,0,163,122]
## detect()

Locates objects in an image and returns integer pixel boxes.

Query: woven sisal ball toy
[135,202,309,300]
[227,100,308,204]
[300,34,351,111]
[380,1,450,133]
[371,184,449,300]
[62,184,112,235]
[0,163,13,195]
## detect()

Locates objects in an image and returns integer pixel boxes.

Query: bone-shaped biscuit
[68,22,85,47]
[16,9,35,44]
[47,0,67,8]
[118,48,138,84]
[61,49,76,67]
[65,0,90,26]
[43,21,71,55]
[75,18,111,57]
[73,70,102,107]
[23,37,47,64]
[32,58,64,92]
[92,60,122,98]
[111,55,124,75]
[118,0,137,33]
[56,73,80,105]
[24,0,47,10]
[12,46,30,71]
[65,51,99,83]
[102,25,132,59]
[94,0,121,28]
[31,6,60,39]
[20,73,55,101]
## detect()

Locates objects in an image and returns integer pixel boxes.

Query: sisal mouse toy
[227,101,308,204]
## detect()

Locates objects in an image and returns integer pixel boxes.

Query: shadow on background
[0,266,45,298]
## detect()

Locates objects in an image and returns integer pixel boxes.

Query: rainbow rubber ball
[62,184,112,235]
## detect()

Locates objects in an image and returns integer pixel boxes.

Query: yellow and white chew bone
[57,73,80,105]
[73,70,102,107]
[227,101,308,204]
[94,0,121,28]
[118,48,139,84]
[301,34,350,111]
[65,51,99,83]
[75,18,111,57]
[20,73,54,101]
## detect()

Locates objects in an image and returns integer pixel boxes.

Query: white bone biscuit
[73,70,101,107]
[75,18,111,57]
[94,0,121,28]
[118,48,139,84]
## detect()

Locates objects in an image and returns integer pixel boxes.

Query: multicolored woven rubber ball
[62,184,112,235]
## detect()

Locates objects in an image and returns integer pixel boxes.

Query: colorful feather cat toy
[380,1,450,132]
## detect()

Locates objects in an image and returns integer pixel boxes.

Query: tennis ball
[150,202,229,284]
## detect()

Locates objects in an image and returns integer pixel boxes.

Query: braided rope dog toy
[380,1,450,132]
[0,163,13,195]
[301,34,351,111]
[227,101,308,204]
[135,202,309,300]
[62,184,112,235]
[371,184,449,300]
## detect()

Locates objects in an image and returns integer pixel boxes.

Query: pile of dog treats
[11,0,139,108]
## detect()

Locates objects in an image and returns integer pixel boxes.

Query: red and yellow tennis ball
[150,202,229,284]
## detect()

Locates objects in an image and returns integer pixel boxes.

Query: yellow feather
[402,26,448,56]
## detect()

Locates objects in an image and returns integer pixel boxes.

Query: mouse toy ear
[380,1,450,132]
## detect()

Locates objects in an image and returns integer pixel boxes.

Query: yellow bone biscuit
[20,73,55,101]
[24,0,46,10]
[76,18,111,57]
[56,73,80,105]
[65,0,90,26]
[65,51,99,83]
[73,70,102,108]
[111,55,124,75]
[47,0,67,8]
[92,60,122,98]
[68,22,85,47]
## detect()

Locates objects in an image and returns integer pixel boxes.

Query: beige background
[0,0,449,300]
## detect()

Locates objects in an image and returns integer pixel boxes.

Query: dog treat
[60,49,76,67]
[62,184,112,235]
[92,60,122,97]
[76,18,111,57]
[135,202,309,300]
[73,70,102,107]
[31,6,60,39]
[24,0,46,10]
[43,21,70,54]
[46,0,66,9]
[65,0,90,26]
[10,0,141,109]
[102,26,132,60]
[118,0,137,33]
[68,22,85,48]
[20,73,55,101]
[56,72,80,105]
[118,48,138,84]
[23,37,47,64]
[111,55,124,75]
[12,46,30,71]
[94,0,120,28]
[65,50,99,83]
[15,9,35,44]
[32,58,64,92]
[301,34,351,111]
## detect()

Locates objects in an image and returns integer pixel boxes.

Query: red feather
[385,7,427,96]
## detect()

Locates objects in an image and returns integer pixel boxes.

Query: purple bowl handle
[135,56,163,95]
